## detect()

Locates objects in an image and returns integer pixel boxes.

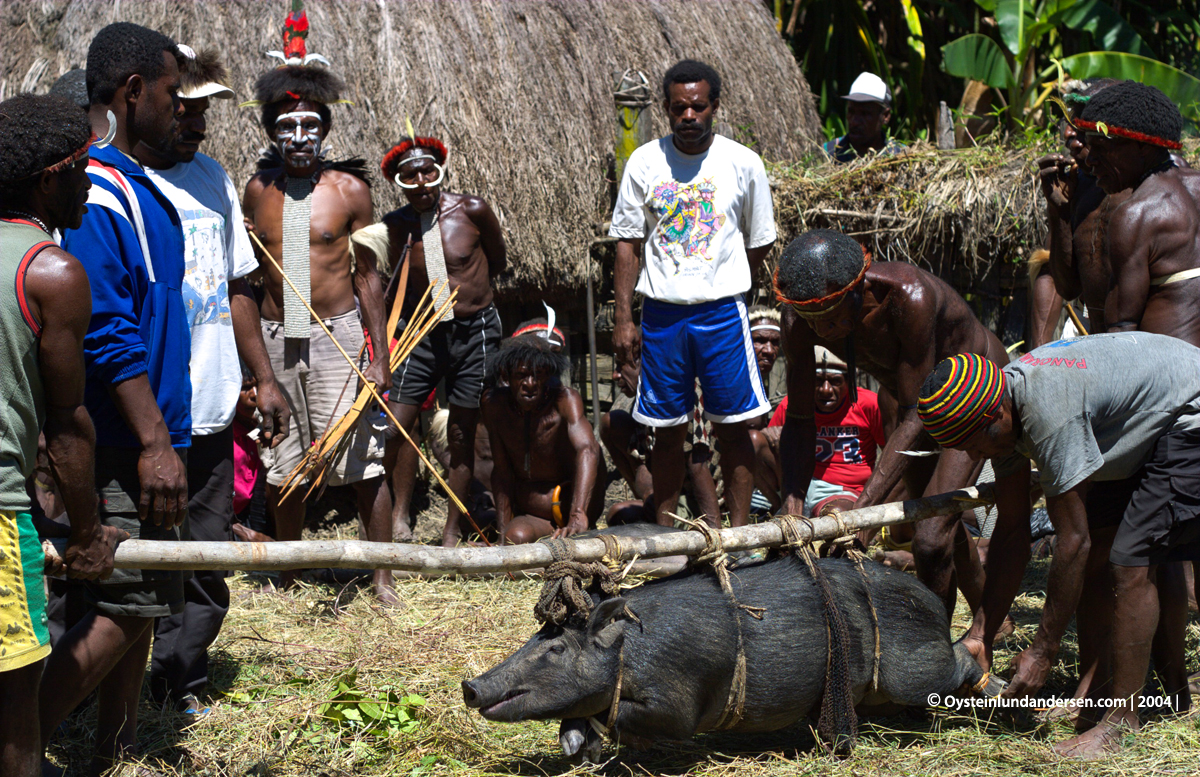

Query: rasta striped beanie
[918,354,1006,447]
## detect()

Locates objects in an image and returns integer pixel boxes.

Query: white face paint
[275,111,324,162]
[393,156,446,189]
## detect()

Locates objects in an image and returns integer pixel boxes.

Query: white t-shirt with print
[146,153,258,435]
[609,134,776,304]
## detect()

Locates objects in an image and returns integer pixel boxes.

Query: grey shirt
[993,333,1200,496]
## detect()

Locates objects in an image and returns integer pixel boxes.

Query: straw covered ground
[44,491,1200,777]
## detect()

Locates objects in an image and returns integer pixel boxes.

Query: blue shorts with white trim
[633,294,770,427]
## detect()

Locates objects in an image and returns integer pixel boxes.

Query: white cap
[842,72,891,106]
[814,346,848,373]
[179,81,235,100]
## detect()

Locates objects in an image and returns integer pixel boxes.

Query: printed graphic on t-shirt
[651,178,727,274]
[180,207,231,329]
[816,425,865,463]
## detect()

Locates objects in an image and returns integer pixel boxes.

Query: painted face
[665,81,716,150]
[395,150,443,211]
[814,371,848,413]
[275,102,326,171]
[511,363,550,412]
[750,319,781,378]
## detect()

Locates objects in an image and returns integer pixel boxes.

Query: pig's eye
[547,643,566,656]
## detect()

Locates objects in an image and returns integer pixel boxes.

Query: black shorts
[391,303,502,409]
[83,446,186,618]
[1086,427,1200,567]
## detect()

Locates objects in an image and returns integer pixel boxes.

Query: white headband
[751,324,780,333]
[276,111,322,124]
[398,152,440,167]
[816,367,847,375]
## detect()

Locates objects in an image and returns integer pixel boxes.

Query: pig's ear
[587,597,637,650]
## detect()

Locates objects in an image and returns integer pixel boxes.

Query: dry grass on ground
[46,489,1200,777]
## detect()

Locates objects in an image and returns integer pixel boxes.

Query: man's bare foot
[392,519,414,543]
[232,522,274,542]
[373,571,401,606]
[1052,719,1132,759]
[1037,703,1078,724]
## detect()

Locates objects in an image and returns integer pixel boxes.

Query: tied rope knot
[534,538,623,627]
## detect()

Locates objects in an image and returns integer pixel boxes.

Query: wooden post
[586,255,602,431]
[49,484,994,575]
[936,101,955,150]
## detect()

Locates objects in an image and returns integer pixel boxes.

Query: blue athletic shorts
[634,295,770,427]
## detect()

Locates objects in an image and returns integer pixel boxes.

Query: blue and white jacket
[63,144,191,449]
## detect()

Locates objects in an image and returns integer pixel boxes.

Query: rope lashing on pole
[45,484,995,574]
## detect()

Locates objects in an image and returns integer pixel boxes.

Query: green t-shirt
[993,333,1200,496]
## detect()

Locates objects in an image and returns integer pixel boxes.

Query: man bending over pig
[482,337,603,544]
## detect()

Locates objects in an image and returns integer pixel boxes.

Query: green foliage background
[772,0,1200,140]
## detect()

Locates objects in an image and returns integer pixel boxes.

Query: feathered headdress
[250,0,344,109]
[381,116,449,184]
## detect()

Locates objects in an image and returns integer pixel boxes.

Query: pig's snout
[462,679,482,708]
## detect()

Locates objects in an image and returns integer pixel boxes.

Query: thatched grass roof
[1,0,822,296]
[769,142,1051,281]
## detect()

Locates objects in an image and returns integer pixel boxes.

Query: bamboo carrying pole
[60,484,994,574]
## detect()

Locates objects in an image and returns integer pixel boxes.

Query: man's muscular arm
[1030,262,1065,349]
[345,179,391,390]
[482,400,516,543]
[230,277,289,447]
[613,239,642,372]
[1103,202,1154,331]
[746,242,775,288]
[778,309,816,516]
[466,196,507,278]
[1001,484,1090,698]
[26,249,126,579]
[854,307,937,509]
[556,389,600,538]
[961,460,1032,671]
[1038,154,1082,300]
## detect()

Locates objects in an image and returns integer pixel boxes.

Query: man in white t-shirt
[610,59,776,529]
[134,49,290,713]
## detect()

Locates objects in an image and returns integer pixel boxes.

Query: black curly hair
[775,229,866,302]
[49,69,89,109]
[255,66,343,133]
[0,93,92,206]
[86,22,181,106]
[1079,80,1182,147]
[489,336,569,387]
[662,59,722,101]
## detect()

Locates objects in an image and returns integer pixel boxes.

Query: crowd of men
[1,14,1199,776]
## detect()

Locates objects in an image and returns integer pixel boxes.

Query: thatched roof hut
[1,0,822,300]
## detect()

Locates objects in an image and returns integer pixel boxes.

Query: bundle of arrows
[278,279,458,501]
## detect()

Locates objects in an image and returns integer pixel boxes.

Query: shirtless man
[242,44,393,599]
[376,135,507,547]
[1030,80,1199,726]
[1054,81,1200,750]
[482,338,602,544]
[774,228,1006,616]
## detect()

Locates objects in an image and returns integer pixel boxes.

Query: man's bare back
[244,167,372,321]
[383,191,504,318]
[1106,166,1200,346]
[789,262,1006,393]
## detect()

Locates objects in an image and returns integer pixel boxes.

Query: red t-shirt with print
[769,389,886,493]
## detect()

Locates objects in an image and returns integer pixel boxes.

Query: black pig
[463,555,998,760]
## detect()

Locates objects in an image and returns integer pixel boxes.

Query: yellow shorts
[0,510,51,671]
